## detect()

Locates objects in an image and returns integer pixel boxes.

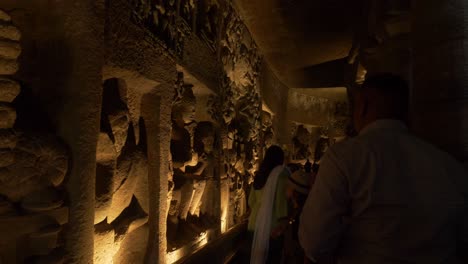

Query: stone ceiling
[233,0,361,88]
[234,0,411,88]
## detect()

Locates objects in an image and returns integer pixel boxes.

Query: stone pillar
[412,0,468,162]
[141,86,173,264]
[57,2,105,263]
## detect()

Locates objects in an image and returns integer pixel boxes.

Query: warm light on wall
[166,231,212,264]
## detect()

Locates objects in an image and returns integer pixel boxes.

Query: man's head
[352,73,409,133]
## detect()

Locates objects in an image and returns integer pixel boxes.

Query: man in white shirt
[299,73,468,264]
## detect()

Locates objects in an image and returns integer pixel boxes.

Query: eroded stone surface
[95,162,115,224]
[113,224,148,264]
[96,132,117,163]
[0,24,21,41]
[0,103,16,129]
[0,41,21,60]
[0,78,20,103]
[0,129,17,149]
[107,149,148,224]
[0,10,11,22]
[0,133,68,202]
[0,58,18,75]
[94,227,119,264]
[0,149,14,167]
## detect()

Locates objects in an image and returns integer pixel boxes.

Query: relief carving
[131,0,189,56]
[94,78,149,263]
[0,11,69,263]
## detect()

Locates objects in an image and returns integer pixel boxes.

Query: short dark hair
[360,73,409,122]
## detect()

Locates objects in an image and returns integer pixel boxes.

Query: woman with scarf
[248,145,290,264]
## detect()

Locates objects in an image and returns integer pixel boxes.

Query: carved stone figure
[193,122,215,218]
[0,133,68,203]
[197,0,220,48]
[94,79,149,262]
[292,125,312,161]
[168,84,198,241]
[0,12,69,263]
[261,111,275,148]
[131,0,188,56]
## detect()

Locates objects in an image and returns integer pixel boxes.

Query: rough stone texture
[0,40,21,60]
[51,2,105,263]
[234,0,354,87]
[0,78,20,103]
[142,88,173,264]
[95,162,115,225]
[0,133,68,202]
[107,150,148,223]
[0,1,294,263]
[0,9,11,21]
[0,24,21,41]
[260,62,289,144]
[0,57,18,75]
[107,0,176,85]
[0,148,14,167]
[96,132,117,163]
[114,224,148,264]
[94,227,118,264]
[180,33,221,93]
[102,66,160,145]
[0,103,16,128]
[0,129,17,149]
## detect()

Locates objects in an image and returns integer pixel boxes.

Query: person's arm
[298,150,349,262]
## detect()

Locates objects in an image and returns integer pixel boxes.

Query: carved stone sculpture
[0,11,69,263]
[168,84,197,242]
[94,79,149,262]
[0,133,68,203]
[292,125,312,161]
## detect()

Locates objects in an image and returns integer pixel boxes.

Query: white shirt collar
[359,119,408,136]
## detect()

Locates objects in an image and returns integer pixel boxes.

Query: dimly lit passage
[0,0,467,263]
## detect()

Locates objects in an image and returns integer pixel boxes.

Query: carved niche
[0,10,70,263]
[94,78,149,263]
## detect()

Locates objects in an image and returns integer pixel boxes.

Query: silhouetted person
[299,73,468,264]
[249,145,290,264]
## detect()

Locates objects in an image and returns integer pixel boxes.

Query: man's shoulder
[327,136,366,157]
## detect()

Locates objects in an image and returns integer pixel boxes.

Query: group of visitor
[245,73,468,264]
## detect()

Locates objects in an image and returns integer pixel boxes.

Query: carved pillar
[54,2,105,263]
[142,86,172,264]
[412,0,468,163]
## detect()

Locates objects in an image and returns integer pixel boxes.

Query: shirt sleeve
[298,150,350,260]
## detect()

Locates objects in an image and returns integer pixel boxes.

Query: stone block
[0,58,18,75]
[0,24,20,41]
[0,103,16,129]
[0,10,11,22]
[0,78,20,103]
[0,40,21,60]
